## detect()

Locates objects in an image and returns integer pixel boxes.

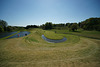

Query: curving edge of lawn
[0,31,20,40]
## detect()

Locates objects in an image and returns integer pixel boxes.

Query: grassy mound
[23,29,80,44]
[0,29,100,67]
[44,31,64,40]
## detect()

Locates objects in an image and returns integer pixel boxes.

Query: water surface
[8,31,30,39]
[0,32,17,38]
[42,35,67,43]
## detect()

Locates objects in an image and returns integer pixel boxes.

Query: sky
[0,0,100,26]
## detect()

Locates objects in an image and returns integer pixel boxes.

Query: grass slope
[44,31,64,40]
[0,29,100,67]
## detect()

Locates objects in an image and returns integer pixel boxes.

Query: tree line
[0,17,100,32]
[79,18,100,31]
[0,20,25,32]
[40,22,78,31]
[40,17,100,31]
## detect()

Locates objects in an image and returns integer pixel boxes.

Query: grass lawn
[44,31,64,40]
[51,29,100,39]
[0,29,100,67]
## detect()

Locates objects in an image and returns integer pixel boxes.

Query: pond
[42,35,67,43]
[0,31,17,38]
[7,31,30,39]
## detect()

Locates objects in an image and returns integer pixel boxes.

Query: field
[0,29,100,67]
[51,29,100,39]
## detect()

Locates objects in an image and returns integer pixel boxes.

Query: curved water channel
[42,35,67,43]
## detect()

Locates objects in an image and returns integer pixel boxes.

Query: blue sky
[0,0,100,26]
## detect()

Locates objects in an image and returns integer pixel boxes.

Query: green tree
[70,23,78,31]
[80,17,100,31]
[40,24,45,29]
[0,20,8,31]
[0,26,4,32]
[7,26,13,31]
[44,22,52,30]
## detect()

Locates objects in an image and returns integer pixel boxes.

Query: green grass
[0,28,100,67]
[44,31,64,40]
[51,29,100,39]
[24,37,39,42]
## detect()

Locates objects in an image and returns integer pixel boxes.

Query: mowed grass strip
[44,31,64,40]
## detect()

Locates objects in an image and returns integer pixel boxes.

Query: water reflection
[8,31,30,39]
[0,32,17,38]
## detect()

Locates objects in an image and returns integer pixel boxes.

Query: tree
[0,20,7,27]
[78,22,81,27]
[44,22,52,30]
[80,17,100,31]
[40,24,45,29]
[66,23,70,26]
[26,25,39,29]
[0,20,8,31]
[70,23,78,31]
[0,26,4,32]
[7,26,13,31]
